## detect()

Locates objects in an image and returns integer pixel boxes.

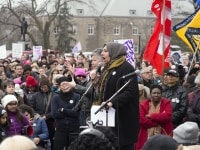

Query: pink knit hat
[13,77,22,85]
[74,68,87,77]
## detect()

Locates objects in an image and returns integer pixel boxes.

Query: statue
[21,17,28,41]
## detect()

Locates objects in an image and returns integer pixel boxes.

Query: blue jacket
[31,114,49,141]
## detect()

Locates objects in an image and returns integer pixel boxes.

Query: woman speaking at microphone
[93,42,139,150]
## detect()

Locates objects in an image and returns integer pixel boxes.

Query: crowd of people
[0,42,199,150]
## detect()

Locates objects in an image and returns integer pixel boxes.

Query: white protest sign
[90,105,115,127]
[0,45,7,59]
[33,46,43,60]
[12,43,23,58]
[114,39,135,67]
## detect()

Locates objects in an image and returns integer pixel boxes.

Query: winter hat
[15,84,23,93]
[1,95,18,108]
[173,121,199,144]
[13,77,22,85]
[0,107,6,117]
[74,68,87,77]
[57,76,72,85]
[143,134,179,150]
[26,76,38,87]
[39,77,50,87]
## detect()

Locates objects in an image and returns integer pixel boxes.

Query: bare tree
[0,0,96,50]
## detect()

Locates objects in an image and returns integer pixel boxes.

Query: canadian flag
[143,0,171,75]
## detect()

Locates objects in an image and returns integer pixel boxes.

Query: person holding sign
[93,42,139,150]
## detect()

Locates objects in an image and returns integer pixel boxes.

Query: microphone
[121,72,136,79]
[96,63,103,76]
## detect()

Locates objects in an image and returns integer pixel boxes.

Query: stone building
[48,0,194,54]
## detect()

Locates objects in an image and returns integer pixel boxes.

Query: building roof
[68,0,194,17]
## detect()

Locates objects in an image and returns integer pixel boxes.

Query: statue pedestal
[17,41,31,51]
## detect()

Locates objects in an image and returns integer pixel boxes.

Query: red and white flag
[143,0,171,75]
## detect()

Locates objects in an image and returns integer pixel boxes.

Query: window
[72,25,77,35]
[77,9,84,16]
[134,44,139,53]
[114,25,121,35]
[129,10,136,15]
[132,26,138,35]
[88,24,94,35]
[54,26,60,34]
[147,10,153,16]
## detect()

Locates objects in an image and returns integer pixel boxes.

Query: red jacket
[136,98,173,150]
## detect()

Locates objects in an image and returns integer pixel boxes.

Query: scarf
[93,56,126,105]
[60,91,73,102]
[147,101,161,138]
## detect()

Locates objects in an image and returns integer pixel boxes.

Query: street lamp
[138,34,141,54]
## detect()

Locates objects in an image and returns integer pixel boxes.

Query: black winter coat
[102,61,139,146]
[162,83,188,127]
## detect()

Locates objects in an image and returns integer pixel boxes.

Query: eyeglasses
[7,102,17,106]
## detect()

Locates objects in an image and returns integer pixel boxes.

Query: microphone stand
[73,83,93,111]
[94,77,133,115]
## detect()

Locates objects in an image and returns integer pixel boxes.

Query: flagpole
[185,38,200,80]
[162,0,166,77]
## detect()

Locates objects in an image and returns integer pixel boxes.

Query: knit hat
[39,77,50,87]
[13,77,22,85]
[57,76,72,85]
[1,95,18,108]
[74,68,87,77]
[0,107,6,117]
[173,121,199,144]
[26,76,38,87]
[143,134,179,150]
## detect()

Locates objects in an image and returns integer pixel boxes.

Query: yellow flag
[173,9,200,52]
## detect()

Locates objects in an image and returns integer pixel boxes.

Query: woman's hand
[145,114,151,118]
[33,137,40,145]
